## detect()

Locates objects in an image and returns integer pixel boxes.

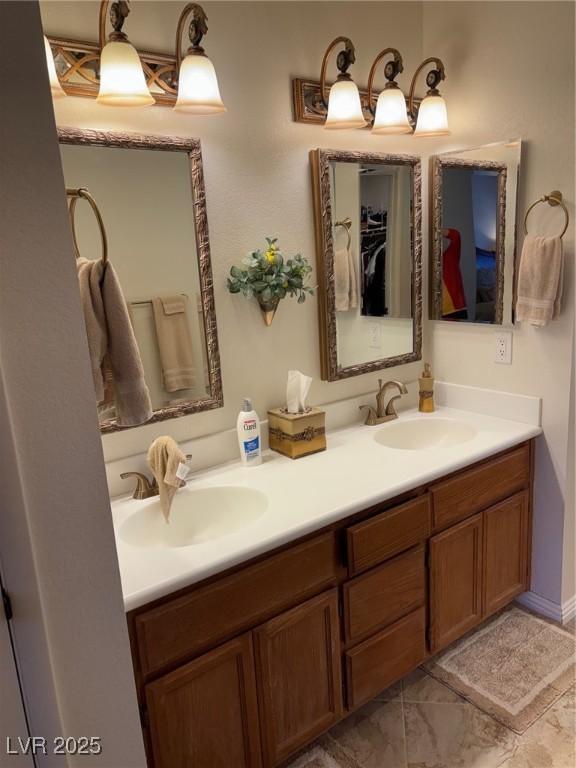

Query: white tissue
[286,369,312,414]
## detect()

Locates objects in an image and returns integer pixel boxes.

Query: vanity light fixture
[407,57,450,136]
[44,35,66,99]
[320,37,366,129]
[173,3,226,114]
[96,0,154,107]
[367,48,411,135]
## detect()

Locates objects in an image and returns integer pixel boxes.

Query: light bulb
[325,78,366,130]
[414,93,450,136]
[372,86,411,135]
[96,41,154,107]
[44,35,66,99]
[174,54,226,114]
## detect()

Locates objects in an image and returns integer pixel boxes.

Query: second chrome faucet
[360,379,408,425]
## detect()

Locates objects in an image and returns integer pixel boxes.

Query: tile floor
[288,619,576,768]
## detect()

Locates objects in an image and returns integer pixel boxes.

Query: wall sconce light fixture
[44,1,225,112]
[173,3,226,113]
[320,37,366,129]
[293,46,449,137]
[367,48,411,135]
[407,57,450,137]
[44,35,66,99]
[96,1,154,106]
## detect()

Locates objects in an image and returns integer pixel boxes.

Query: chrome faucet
[360,379,408,425]
[120,472,159,500]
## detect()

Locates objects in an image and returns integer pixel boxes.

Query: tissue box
[268,407,326,459]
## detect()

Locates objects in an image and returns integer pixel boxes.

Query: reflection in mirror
[58,129,222,432]
[430,140,521,324]
[311,150,422,381]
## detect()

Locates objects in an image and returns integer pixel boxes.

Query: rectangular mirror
[310,149,422,381]
[58,129,222,433]
[430,140,522,324]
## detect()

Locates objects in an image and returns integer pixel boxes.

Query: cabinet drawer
[431,443,530,531]
[346,496,430,575]
[343,547,425,645]
[134,533,340,678]
[345,608,426,710]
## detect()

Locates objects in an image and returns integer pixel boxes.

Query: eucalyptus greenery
[227,238,314,305]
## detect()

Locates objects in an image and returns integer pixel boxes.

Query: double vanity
[111,406,540,768]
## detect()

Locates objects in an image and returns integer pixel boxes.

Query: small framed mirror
[430,140,522,324]
[58,128,223,432]
[310,149,422,381]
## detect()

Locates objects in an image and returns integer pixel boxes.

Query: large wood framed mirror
[58,128,223,432]
[310,149,422,381]
[430,140,522,324]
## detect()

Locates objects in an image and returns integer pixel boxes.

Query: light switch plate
[494,331,513,364]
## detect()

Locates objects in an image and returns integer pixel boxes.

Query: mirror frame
[58,127,223,433]
[310,148,422,381]
[430,155,507,324]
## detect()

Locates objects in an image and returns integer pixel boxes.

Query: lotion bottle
[237,398,262,466]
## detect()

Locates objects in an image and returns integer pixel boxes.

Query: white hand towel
[334,246,358,312]
[515,235,563,327]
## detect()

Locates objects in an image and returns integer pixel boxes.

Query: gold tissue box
[267,407,326,460]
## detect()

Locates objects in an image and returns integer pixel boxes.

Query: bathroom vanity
[121,430,535,768]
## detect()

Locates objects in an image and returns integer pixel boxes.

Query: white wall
[423,0,575,609]
[0,2,146,764]
[40,0,425,467]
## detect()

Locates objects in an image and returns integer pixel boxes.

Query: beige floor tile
[286,737,363,768]
[404,699,517,768]
[374,679,403,702]
[402,669,465,705]
[328,700,407,768]
[498,692,576,768]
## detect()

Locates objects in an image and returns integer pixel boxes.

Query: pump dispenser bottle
[237,398,262,466]
[418,363,435,413]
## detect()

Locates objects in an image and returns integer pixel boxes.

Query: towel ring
[335,217,352,250]
[66,187,108,263]
[524,190,569,239]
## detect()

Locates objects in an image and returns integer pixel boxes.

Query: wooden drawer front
[345,608,426,710]
[343,547,425,645]
[134,533,339,678]
[431,444,530,531]
[346,496,430,575]
[145,634,262,768]
[483,491,530,617]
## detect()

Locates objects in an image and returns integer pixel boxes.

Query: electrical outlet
[494,331,513,364]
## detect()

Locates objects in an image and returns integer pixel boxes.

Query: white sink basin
[374,417,477,451]
[118,486,268,549]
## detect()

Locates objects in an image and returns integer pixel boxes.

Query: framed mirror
[430,140,522,324]
[310,149,422,381]
[58,128,222,432]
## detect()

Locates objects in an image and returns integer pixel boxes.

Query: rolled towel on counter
[152,295,196,392]
[515,235,563,327]
[147,435,187,522]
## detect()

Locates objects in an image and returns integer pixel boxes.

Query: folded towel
[77,257,152,426]
[152,295,196,392]
[334,246,358,312]
[147,436,187,522]
[516,235,564,327]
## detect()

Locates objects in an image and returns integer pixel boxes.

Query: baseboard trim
[517,591,576,624]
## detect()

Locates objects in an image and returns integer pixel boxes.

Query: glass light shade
[44,35,66,99]
[414,93,450,136]
[96,41,154,106]
[174,54,226,114]
[324,79,366,129]
[372,87,411,135]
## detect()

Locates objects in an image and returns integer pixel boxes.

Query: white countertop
[111,407,541,612]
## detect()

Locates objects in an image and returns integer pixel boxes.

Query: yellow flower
[265,248,276,263]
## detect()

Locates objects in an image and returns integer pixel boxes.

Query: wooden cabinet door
[430,513,483,653]
[145,634,262,768]
[254,589,343,767]
[483,492,530,616]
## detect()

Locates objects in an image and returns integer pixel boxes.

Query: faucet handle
[120,471,159,500]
